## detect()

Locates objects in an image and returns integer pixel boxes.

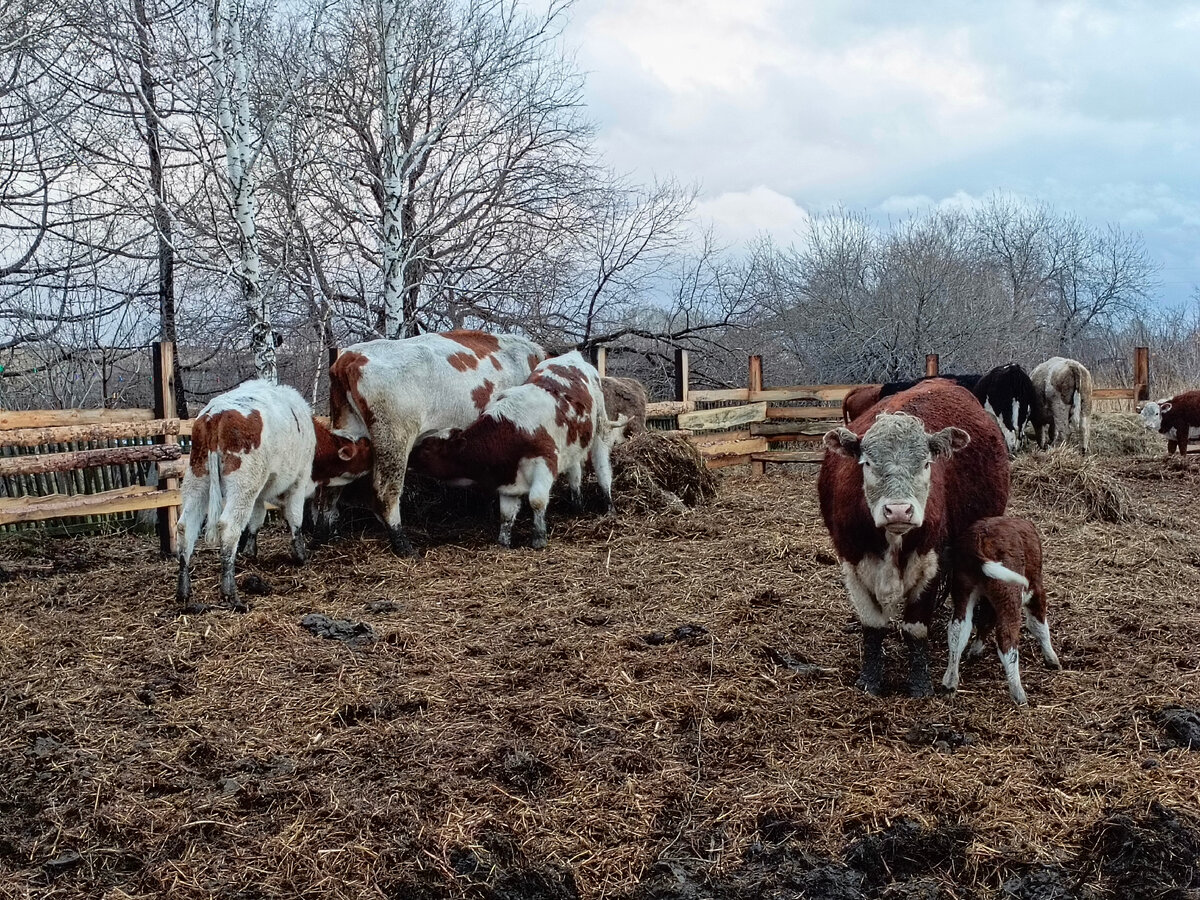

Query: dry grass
[610,432,717,513]
[1090,411,1165,457]
[1,452,1199,899]
[1011,445,1133,523]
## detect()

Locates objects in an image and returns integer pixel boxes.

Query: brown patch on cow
[409,419,558,489]
[329,351,374,430]
[311,418,373,485]
[530,364,595,447]
[445,330,501,359]
[472,380,496,411]
[188,409,263,477]
[447,352,479,372]
[527,353,542,373]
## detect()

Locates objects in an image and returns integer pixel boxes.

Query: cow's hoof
[856,675,884,696]
[222,596,249,614]
[531,535,548,550]
[388,532,418,558]
[908,680,934,698]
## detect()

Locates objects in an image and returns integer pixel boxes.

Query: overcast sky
[563,0,1200,307]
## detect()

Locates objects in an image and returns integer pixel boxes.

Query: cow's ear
[337,443,357,461]
[1160,401,1173,413]
[928,426,970,458]
[824,427,862,458]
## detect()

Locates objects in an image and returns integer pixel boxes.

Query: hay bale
[1090,412,1166,457]
[1011,446,1133,523]
[611,431,717,513]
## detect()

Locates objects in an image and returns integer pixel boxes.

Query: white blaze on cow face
[824,413,970,534]
[1139,401,1165,433]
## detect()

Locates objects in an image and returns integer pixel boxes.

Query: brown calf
[943,516,1061,705]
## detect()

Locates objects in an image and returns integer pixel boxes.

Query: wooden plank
[750,450,825,464]
[0,419,179,448]
[645,400,696,418]
[0,486,181,525]
[764,406,844,420]
[696,437,768,458]
[678,402,767,432]
[751,421,838,438]
[0,408,157,430]
[159,456,188,481]
[749,386,857,402]
[1093,388,1136,400]
[0,444,181,477]
[690,429,753,446]
[688,388,750,402]
[705,454,752,470]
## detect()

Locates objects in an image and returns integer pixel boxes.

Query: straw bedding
[1,451,1199,899]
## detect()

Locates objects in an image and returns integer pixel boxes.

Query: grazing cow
[972,364,1039,455]
[409,351,622,549]
[943,517,1061,705]
[601,376,648,442]
[177,380,372,609]
[324,330,547,556]
[1029,357,1094,453]
[842,385,882,426]
[819,381,1010,696]
[1140,391,1200,456]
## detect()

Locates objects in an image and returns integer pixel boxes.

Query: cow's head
[824,412,970,534]
[313,421,374,487]
[1139,400,1170,433]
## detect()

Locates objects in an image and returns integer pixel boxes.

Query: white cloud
[694,186,811,245]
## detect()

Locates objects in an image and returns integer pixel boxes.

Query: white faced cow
[1140,391,1200,456]
[324,330,547,556]
[409,351,624,549]
[178,380,372,609]
[819,380,1011,697]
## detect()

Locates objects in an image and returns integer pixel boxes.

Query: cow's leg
[1179,433,1190,458]
[590,438,616,514]
[312,484,344,544]
[1167,439,1178,456]
[497,492,522,548]
[176,480,207,607]
[943,585,978,693]
[1080,411,1091,455]
[281,485,309,564]
[859,626,886,696]
[565,461,584,513]
[1024,576,1060,670]
[1052,402,1068,448]
[238,500,268,558]
[372,424,418,558]
[527,460,555,550]
[216,488,256,611]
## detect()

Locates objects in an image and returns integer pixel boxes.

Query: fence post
[591,345,607,377]
[1134,346,1149,402]
[673,348,690,403]
[748,355,765,475]
[925,354,939,377]
[328,346,340,370]
[152,341,179,557]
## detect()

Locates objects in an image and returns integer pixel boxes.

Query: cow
[177,380,372,610]
[841,385,882,426]
[1029,356,1094,453]
[1140,391,1200,456]
[943,517,1061,705]
[409,351,622,549]
[323,330,547,556]
[972,364,1039,455]
[877,373,981,402]
[601,376,648,443]
[819,380,1010,696]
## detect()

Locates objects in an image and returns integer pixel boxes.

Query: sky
[562,0,1200,307]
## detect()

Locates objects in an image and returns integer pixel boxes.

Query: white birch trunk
[379,0,408,339]
[212,0,276,380]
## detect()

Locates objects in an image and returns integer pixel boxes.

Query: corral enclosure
[2,450,1199,899]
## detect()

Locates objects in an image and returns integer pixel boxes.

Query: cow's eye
[924,460,931,470]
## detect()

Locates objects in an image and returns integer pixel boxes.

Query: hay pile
[1090,411,1165,457]
[1011,445,1133,522]
[610,431,717,513]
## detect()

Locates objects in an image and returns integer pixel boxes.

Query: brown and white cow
[601,376,648,442]
[178,380,371,609]
[324,330,547,556]
[943,516,1061,705]
[819,380,1010,696]
[409,351,622,549]
[841,384,882,426]
[1029,356,1094,453]
[1140,390,1200,456]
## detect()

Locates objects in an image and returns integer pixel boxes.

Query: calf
[1140,391,1200,456]
[972,364,1039,455]
[324,330,546,555]
[943,517,1061,705]
[1029,356,1094,453]
[601,376,648,442]
[409,351,621,549]
[177,380,371,609]
[819,381,1010,696]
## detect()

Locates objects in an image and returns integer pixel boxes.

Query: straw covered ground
[1,446,1199,899]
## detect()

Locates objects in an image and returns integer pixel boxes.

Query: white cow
[1029,357,1094,454]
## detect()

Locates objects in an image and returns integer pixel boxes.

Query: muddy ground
[1,457,1199,899]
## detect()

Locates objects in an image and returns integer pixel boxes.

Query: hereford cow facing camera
[818,381,1010,696]
[178,380,372,609]
[1029,356,1094,453]
[410,351,625,549]
[324,330,547,556]
[601,376,648,442]
[944,517,1061,705]
[1140,390,1200,456]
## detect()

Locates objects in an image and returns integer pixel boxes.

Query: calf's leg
[216,488,257,611]
[942,584,978,692]
[238,500,268,558]
[176,480,208,606]
[565,462,584,512]
[280,484,310,564]
[1024,575,1061,669]
[372,424,418,557]
[590,438,616,514]
[991,583,1027,705]
[497,492,522,548]
[527,461,556,550]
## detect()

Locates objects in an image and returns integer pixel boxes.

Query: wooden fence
[0,344,1154,546]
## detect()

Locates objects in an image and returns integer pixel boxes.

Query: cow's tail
[981,559,1029,590]
[1071,380,1082,426]
[204,451,223,545]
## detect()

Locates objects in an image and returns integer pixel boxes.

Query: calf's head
[824,412,970,534]
[1139,400,1167,433]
